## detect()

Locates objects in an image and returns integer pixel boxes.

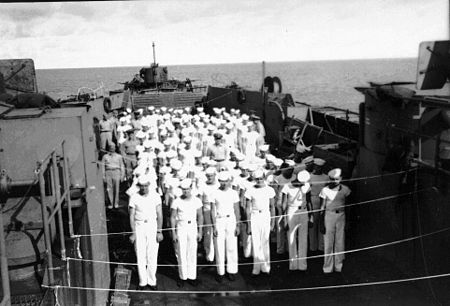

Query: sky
[0,0,448,69]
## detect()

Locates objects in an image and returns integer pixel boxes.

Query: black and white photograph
[0,0,449,305]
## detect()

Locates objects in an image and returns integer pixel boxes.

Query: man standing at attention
[320,168,351,274]
[245,169,276,278]
[171,178,204,287]
[207,133,228,171]
[101,143,125,209]
[129,176,163,290]
[211,171,241,283]
[99,113,114,155]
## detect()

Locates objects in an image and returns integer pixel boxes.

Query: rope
[41,272,450,294]
[72,187,431,238]
[66,223,450,268]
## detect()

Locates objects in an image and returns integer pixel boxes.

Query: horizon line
[35,56,417,70]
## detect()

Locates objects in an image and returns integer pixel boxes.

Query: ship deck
[105,196,441,306]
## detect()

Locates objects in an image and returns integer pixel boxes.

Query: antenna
[152,42,156,67]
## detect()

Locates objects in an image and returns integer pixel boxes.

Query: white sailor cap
[240,162,249,170]
[180,178,193,189]
[135,130,146,139]
[160,106,167,112]
[148,106,155,111]
[193,150,202,158]
[297,170,311,183]
[241,114,249,120]
[302,156,314,164]
[260,144,269,152]
[253,169,264,179]
[313,158,326,166]
[205,167,216,175]
[184,106,191,112]
[143,140,152,148]
[126,107,132,114]
[206,160,217,167]
[213,107,220,114]
[284,159,295,167]
[170,159,183,171]
[137,175,151,186]
[163,139,171,146]
[328,168,342,179]
[225,122,234,130]
[265,154,275,162]
[274,158,283,167]
[197,107,204,113]
[218,171,231,181]
[234,152,245,161]
[119,117,127,122]
[166,150,177,159]
[183,136,192,143]
[207,124,216,131]
[247,163,258,172]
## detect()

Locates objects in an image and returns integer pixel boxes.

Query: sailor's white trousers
[176,221,198,280]
[214,216,238,275]
[134,220,159,286]
[286,207,308,271]
[250,211,271,274]
[323,211,345,273]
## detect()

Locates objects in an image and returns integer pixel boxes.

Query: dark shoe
[227,273,236,282]
[177,279,186,288]
[148,284,158,291]
[188,279,200,287]
[215,274,224,283]
[137,285,146,291]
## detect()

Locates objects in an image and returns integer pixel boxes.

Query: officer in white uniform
[211,171,241,283]
[128,176,163,290]
[171,178,204,287]
[282,170,311,271]
[320,168,351,273]
[245,169,276,276]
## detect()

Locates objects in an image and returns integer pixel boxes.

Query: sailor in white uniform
[320,168,351,273]
[245,169,276,276]
[282,170,311,271]
[171,178,204,287]
[128,176,163,290]
[211,171,241,282]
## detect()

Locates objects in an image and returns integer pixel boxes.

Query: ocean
[36,58,417,112]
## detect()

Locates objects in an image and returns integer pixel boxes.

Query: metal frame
[37,141,70,286]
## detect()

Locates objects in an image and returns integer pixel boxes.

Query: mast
[152,42,156,67]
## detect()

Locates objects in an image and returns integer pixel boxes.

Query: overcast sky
[0,0,447,69]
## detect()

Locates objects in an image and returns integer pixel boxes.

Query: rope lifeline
[42,271,450,294]
[66,224,450,268]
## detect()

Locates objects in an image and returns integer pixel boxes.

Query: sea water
[36,58,416,112]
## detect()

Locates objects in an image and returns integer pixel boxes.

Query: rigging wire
[42,271,450,295]
[72,187,432,238]
[66,225,450,268]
